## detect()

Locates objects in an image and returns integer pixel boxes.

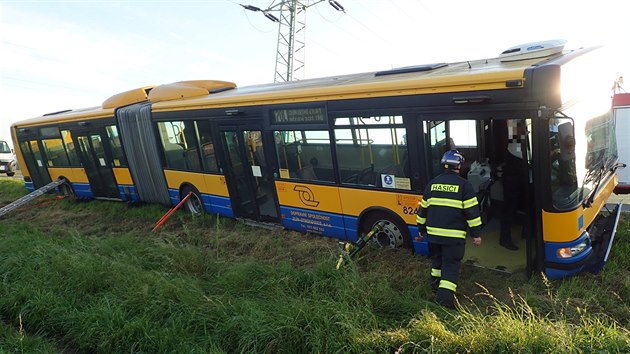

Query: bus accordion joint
[335,221,385,270]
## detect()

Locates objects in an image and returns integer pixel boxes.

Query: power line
[343,11,395,51]
[312,1,343,24]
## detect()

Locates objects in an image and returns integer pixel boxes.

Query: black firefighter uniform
[416,170,483,307]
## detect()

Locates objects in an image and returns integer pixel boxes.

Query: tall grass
[0,179,629,352]
[0,316,59,354]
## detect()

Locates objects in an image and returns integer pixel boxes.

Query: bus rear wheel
[182,186,203,215]
[59,182,75,199]
[361,211,411,249]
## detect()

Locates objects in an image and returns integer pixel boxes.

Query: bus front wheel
[182,186,203,215]
[361,211,411,249]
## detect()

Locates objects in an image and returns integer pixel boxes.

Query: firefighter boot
[430,277,440,293]
[436,288,455,309]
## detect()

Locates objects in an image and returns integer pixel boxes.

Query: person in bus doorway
[499,120,528,251]
[416,149,483,309]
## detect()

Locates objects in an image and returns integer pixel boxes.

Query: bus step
[237,218,284,230]
[94,197,123,202]
[0,178,66,218]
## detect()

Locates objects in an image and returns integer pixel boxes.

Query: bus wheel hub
[374,220,403,248]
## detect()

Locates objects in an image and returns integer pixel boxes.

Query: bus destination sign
[272,107,326,124]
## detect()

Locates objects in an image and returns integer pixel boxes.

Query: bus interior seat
[201,143,218,170]
[297,164,318,180]
[358,165,377,185]
[297,157,319,180]
[164,143,186,169]
[185,148,202,170]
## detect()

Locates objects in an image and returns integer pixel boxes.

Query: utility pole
[241,1,344,82]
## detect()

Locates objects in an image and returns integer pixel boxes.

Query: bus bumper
[614,183,630,194]
[544,203,622,279]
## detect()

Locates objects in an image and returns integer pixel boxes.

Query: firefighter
[416,149,483,308]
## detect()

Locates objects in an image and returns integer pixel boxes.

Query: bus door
[19,140,52,188]
[73,130,119,199]
[421,116,535,274]
[218,124,279,222]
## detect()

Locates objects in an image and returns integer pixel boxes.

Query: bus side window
[157,121,186,170]
[335,116,409,189]
[274,130,334,182]
[42,138,71,167]
[426,121,447,178]
[105,126,125,167]
[196,120,219,173]
[426,120,478,178]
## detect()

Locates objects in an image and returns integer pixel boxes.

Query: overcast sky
[1,0,629,145]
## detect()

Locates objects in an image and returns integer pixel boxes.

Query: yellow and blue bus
[11,40,623,279]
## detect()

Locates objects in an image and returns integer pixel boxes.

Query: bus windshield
[549,109,617,210]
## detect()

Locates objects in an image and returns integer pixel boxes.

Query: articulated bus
[11,40,623,279]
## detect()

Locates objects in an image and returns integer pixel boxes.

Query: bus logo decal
[293,185,320,207]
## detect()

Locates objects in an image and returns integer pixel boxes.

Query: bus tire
[59,181,76,199]
[361,211,412,250]
[182,185,204,215]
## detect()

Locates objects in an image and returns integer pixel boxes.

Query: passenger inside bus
[297,157,318,180]
[498,119,529,251]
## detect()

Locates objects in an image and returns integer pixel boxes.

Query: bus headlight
[556,241,588,258]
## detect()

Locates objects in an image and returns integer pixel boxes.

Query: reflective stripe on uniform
[416,215,426,224]
[439,279,457,292]
[431,268,442,277]
[426,197,464,209]
[420,198,429,208]
[467,216,482,227]
[426,226,467,238]
[463,196,479,208]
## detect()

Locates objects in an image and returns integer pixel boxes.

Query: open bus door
[422,115,539,275]
[72,128,120,199]
[18,139,52,189]
[218,123,279,223]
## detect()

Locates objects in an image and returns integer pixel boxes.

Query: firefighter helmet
[440,149,465,169]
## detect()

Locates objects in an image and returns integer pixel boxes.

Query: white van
[0,140,17,177]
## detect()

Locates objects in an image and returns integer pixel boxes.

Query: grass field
[0,178,629,353]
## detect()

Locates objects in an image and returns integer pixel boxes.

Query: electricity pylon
[241,1,344,82]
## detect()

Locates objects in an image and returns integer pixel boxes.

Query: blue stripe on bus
[342,215,358,242]
[168,189,180,206]
[202,194,234,218]
[71,183,93,199]
[545,267,584,280]
[168,188,234,218]
[280,206,347,240]
[118,185,139,202]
